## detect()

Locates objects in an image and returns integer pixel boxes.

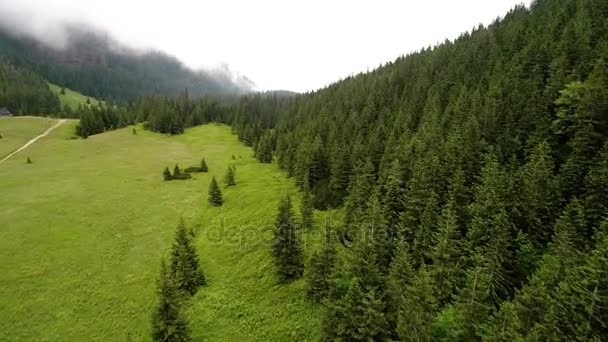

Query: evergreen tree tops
[208,176,223,206]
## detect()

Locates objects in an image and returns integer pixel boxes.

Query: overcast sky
[0,0,531,92]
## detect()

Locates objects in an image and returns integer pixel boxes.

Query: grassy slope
[0,121,324,341]
[48,82,101,109]
[0,116,56,158]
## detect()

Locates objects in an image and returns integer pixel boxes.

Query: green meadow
[0,121,325,340]
[0,116,56,158]
[48,82,102,109]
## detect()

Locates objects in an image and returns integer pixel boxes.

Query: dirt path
[0,119,66,164]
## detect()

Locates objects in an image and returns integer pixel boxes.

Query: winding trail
[0,119,66,164]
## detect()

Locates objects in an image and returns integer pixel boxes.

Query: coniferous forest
[1,0,608,340]
[235,0,608,339]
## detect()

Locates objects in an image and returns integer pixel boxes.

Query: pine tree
[163,167,172,181]
[305,221,336,301]
[200,158,208,172]
[173,164,181,178]
[26,157,32,164]
[300,177,314,230]
[170,219,205,295]
[151,259,191,342]
[224,165,236,186]
[272,195,303,282]
[208,177,223,206]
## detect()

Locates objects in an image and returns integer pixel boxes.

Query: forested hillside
[110,0,608,339]
[0,60,60,114]
[0,26,253,102]
[237,0,608,339]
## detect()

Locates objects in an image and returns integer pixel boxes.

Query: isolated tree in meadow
[224,165,236,186]
[151,259,191,342]
[170,219,205,295]
[26,157,32,164]
[300,178,314,230]
[132,128,137,135]
[86,97,91,105]
[200,158,208,172]
[208,177,223,206]
[272,195,304,282]
[163,167,172,181]
[60,87,66,95]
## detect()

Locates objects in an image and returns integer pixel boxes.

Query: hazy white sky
[0,0,531,92]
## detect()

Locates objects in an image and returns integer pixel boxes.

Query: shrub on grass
[163,167,172,181]
[26,157,32,164]
[172,164,192,180]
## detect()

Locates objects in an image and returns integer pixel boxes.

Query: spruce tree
[224,165,236,186]
[397,266,438,342]
[386,241,415,332]
[163,167,172,181]
[200,158,208,172]
[300,177,314,230]
[170,219,205,295]
[322,280,388,341]
[429,200,463,306]
[208,177,223,206]
[272,195,303,282]
[151,259,191,342]
[26,157,32,164]
[305,221,336,301]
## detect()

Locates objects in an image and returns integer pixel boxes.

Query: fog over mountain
[0,22,255,101]
[0,0,531,92]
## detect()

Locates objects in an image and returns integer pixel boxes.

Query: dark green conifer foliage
[200,158,208,172]
[26,157,32,164]
[173,164,181,177]
[429,200,463,306]
[321,280,389,341]
[151,259,191,342]
[305,221,336,301]
[224,165,236,186]
[272,195,303,282]
[163,167,172,181]
[397,266,438,342]
[386,242,415,332]
[208,177,223,206]
[300,177,314,230]
[170,219,205,295]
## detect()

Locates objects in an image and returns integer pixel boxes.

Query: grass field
[48,82,102,110]
[0,116,57,159]
[0,121,326,340]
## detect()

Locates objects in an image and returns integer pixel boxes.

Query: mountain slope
[0,26,254,102]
